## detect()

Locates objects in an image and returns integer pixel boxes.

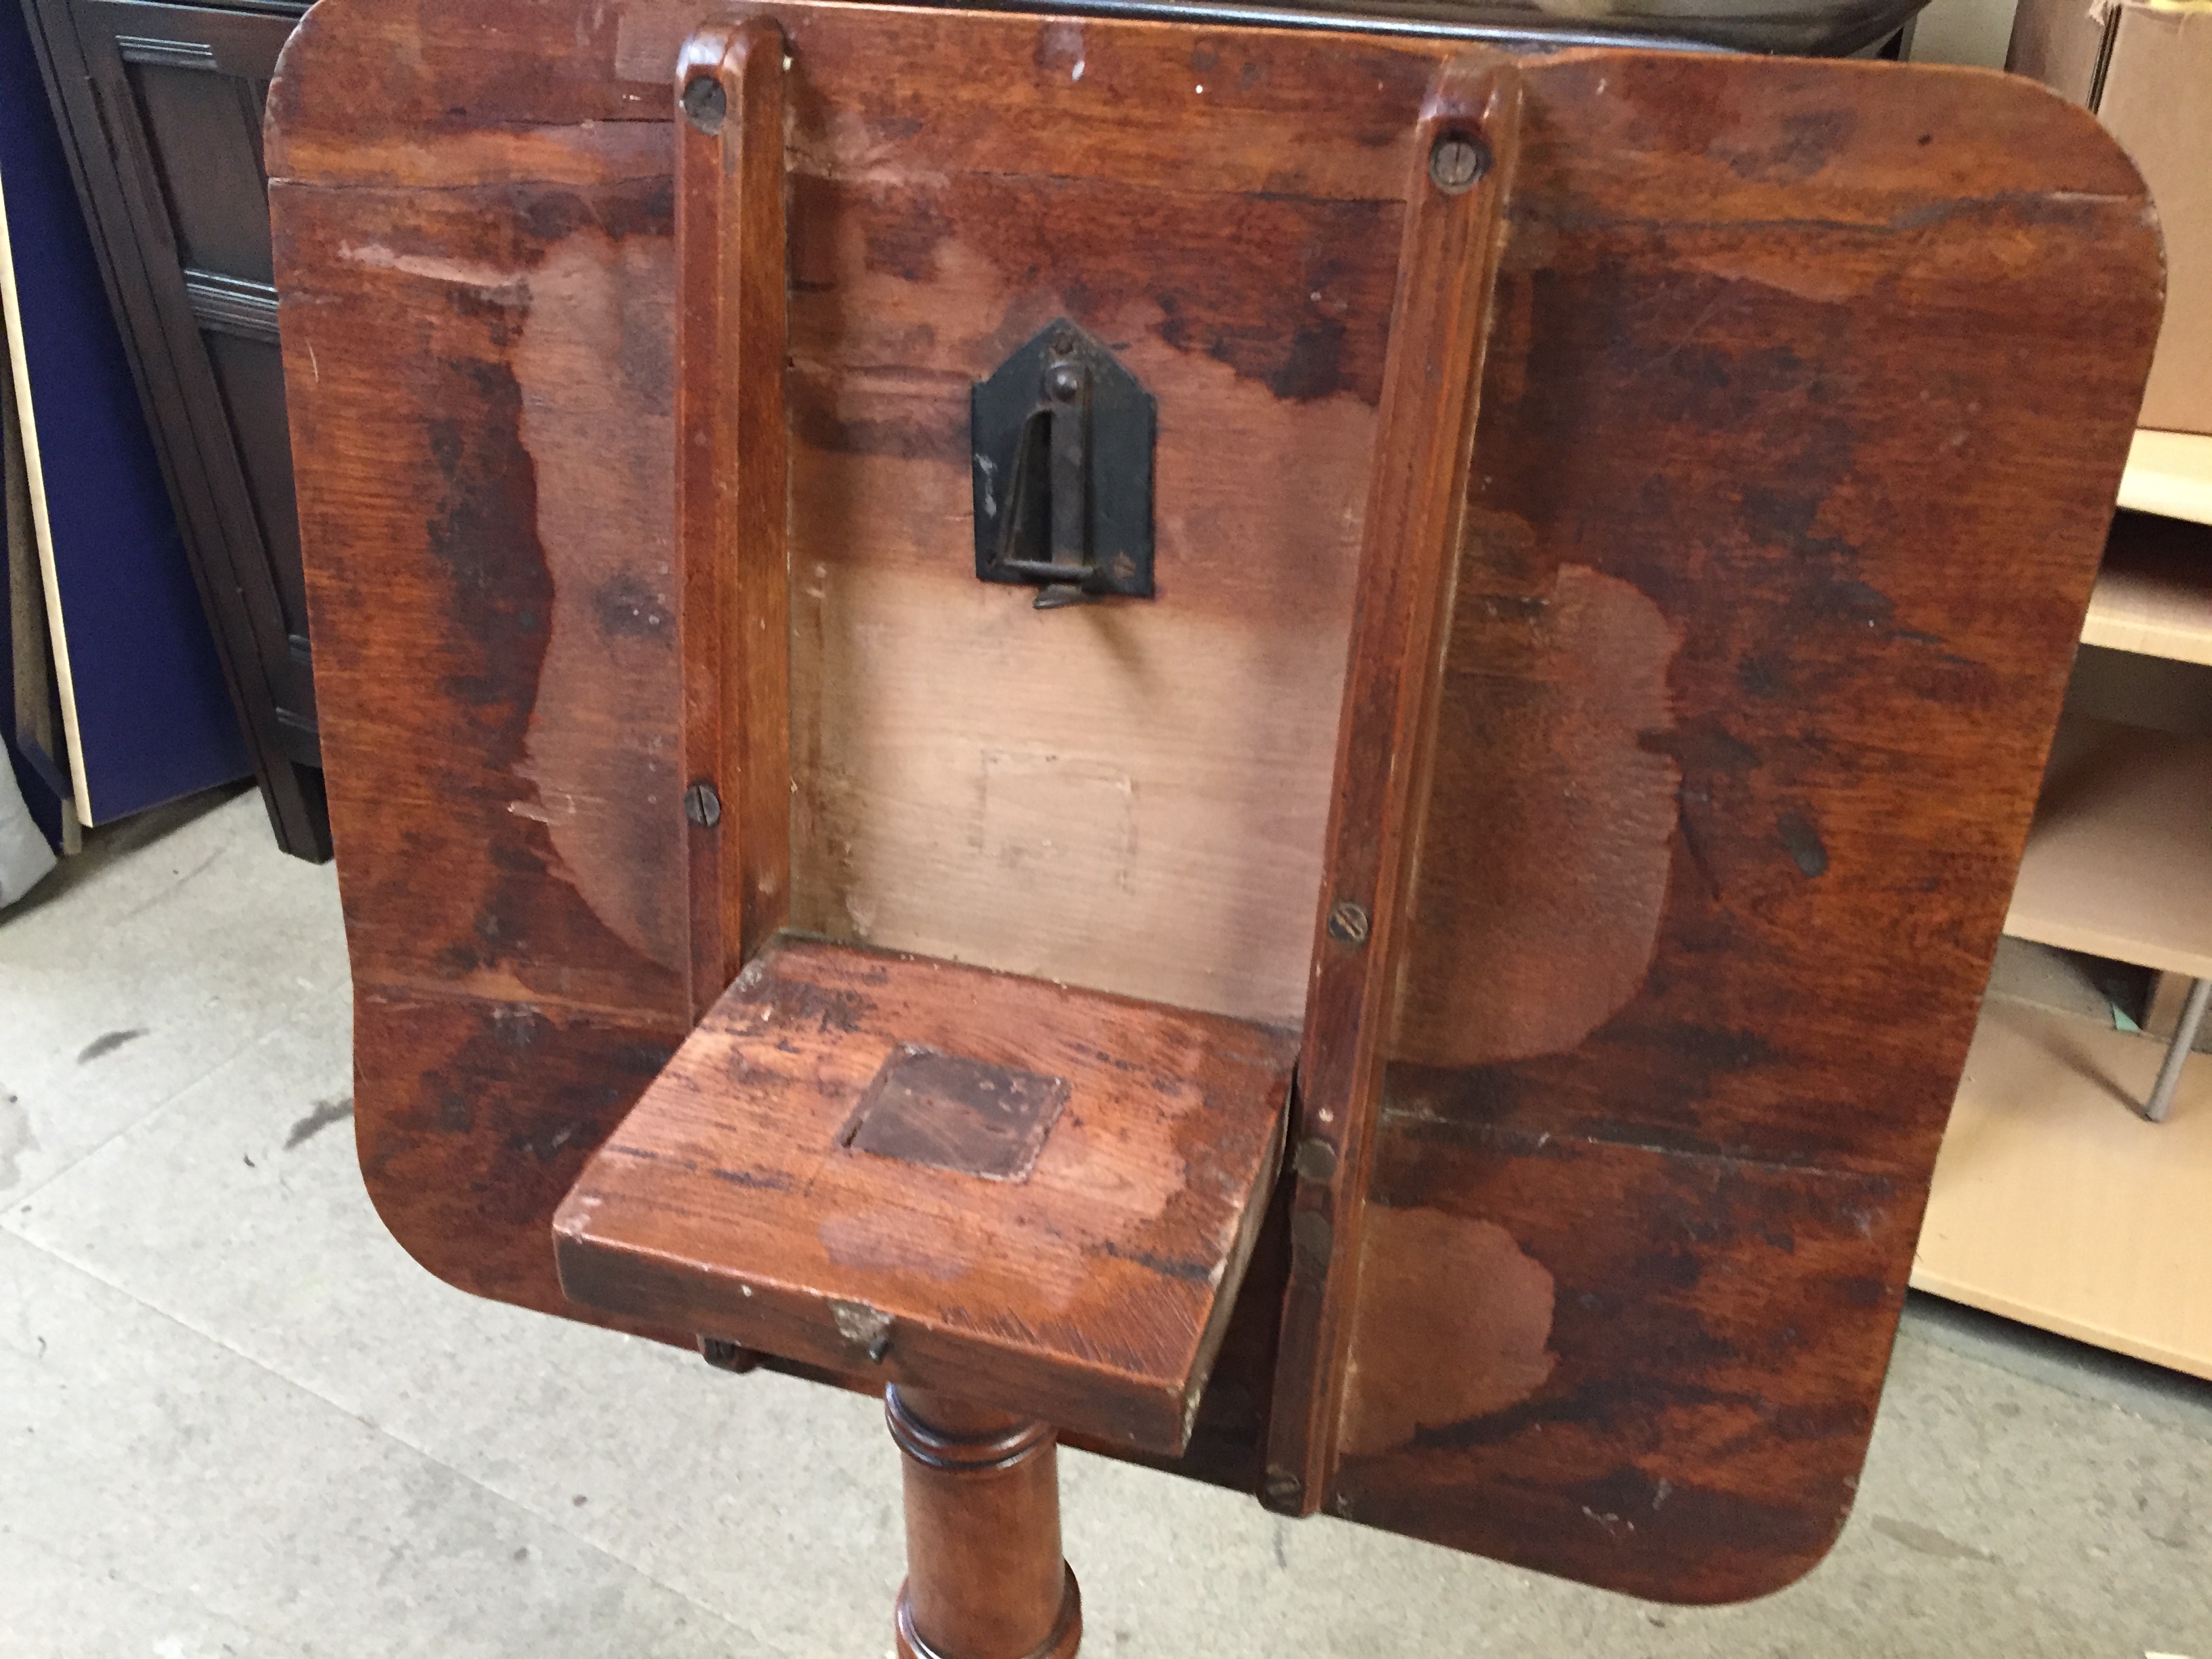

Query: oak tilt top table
[266,1,2163,1650]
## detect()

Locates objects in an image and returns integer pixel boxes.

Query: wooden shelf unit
[2081,511,2212,668]
[1913,997,2212,1380]
[2002,716,2212,981]
[2116,428,2212,529]
[1917,430,2212,1372]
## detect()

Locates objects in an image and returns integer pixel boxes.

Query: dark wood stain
[1335,1115,1909,1601]
[352,986,683,1332]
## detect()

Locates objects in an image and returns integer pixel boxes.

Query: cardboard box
[2012,0,2212,434]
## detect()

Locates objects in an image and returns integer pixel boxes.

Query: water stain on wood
[1340,1207,1557,1455]
[513,232,687,977]
[1392,564,1680,1067]
[1776,808,1829,878]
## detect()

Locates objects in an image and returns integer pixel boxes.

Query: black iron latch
[970,319,1155,610]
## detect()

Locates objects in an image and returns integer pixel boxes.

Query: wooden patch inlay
[844,1044,1069,1181]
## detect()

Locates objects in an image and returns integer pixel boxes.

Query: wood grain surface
[675,18,793,1019]
[1265,52,1523,1510]
[889,1388,1082,1659]
[554,936,1298,1452]
[1329,52,2162,1601]
[270,0,2163,1602]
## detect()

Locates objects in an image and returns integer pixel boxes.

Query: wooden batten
[1263,54,1523,1510]
[676,18,791,1022]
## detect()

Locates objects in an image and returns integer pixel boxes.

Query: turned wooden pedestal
[889,1389,1081,1659]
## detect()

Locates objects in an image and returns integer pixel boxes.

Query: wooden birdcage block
[556,937,1298,1452]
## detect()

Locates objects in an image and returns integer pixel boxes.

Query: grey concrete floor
[2,785,2209,1659]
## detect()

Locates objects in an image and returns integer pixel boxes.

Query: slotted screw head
[1294,1136,1338,1183]
[683,780,722,828]
[1326,899,1370,947]
[1429,133,1489,194]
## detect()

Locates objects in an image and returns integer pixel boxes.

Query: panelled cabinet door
[78,1,310,735]
[37,0,328,855]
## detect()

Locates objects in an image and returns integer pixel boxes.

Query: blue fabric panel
[1,2,247,823]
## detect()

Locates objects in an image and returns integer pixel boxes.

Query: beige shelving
[2081,512,2212,668]
[1912,996,2212,1380]
[2116,428,2212,529]
[2003,716,2212,981]
[1919,433,2212,1372]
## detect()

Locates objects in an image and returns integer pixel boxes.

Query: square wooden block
[554,938,1297,1452]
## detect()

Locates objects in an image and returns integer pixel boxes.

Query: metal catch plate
[970,318,1155,606]
[841,1044,1071,1182]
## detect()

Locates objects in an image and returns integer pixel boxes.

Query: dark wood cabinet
[17,0,326,856]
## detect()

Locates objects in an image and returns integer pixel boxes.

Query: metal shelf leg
[2145,976,2212,1124]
